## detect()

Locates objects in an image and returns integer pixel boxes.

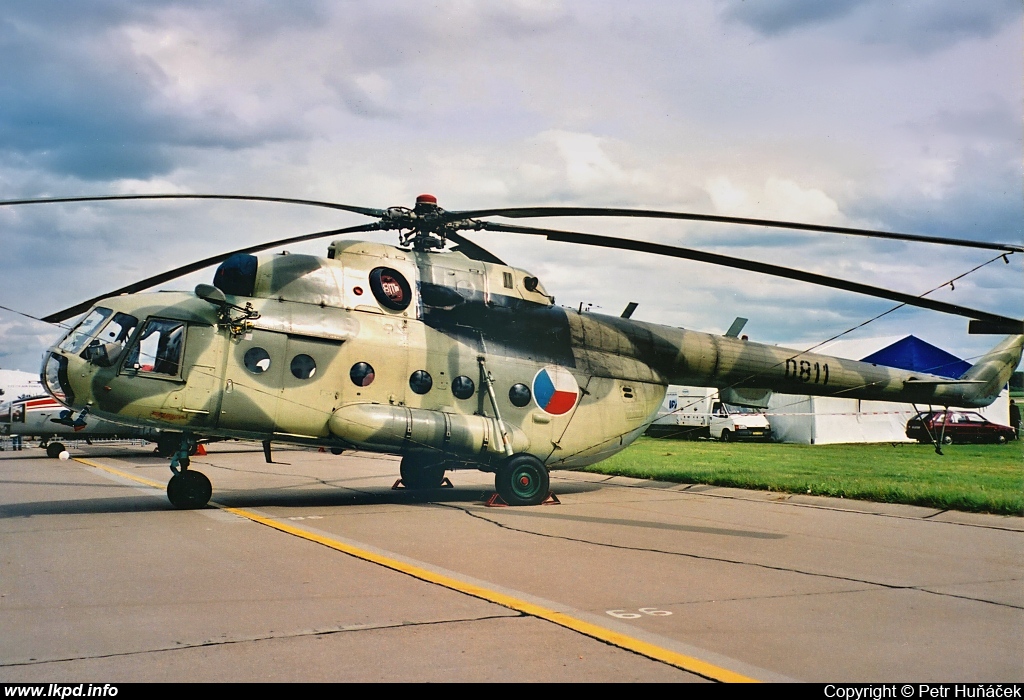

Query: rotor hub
[378,195,483,251]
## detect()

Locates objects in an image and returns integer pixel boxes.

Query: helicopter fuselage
[41,239,1023,474]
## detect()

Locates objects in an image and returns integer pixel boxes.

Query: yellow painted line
[71,457,758,682]
[74,457,166,489]
[225,505,759,682]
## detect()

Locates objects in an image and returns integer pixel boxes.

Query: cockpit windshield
[59,308,112,354]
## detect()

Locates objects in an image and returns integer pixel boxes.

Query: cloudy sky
[1,0,1021,372]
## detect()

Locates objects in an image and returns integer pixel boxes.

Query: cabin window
[290,354,317,380]
[350,362,375,387]
[409,370,433,395]
[125,319,185,376]
[244,347,272,374]
[508,383,531,407]
[451,375,475,400]
[502,271,514,289]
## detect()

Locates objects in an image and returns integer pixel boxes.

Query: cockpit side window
[81,312,139,368]
[123,319,186,377]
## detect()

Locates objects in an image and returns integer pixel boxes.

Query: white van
[646,386,772,442]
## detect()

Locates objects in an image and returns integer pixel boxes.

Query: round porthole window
[508,383,531,407]
[409,370,433,395]
[243,347,272,374]
[369,267,412,311]
[350,362,375,387]
[291,354,317,380]
[451,375,475,400]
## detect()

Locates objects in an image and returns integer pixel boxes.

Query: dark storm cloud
[0,1,328,180]
[722,0,1021,53]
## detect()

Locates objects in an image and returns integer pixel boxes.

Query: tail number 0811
[785,358,829,384]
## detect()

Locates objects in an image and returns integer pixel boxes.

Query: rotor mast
[379,194,483,252]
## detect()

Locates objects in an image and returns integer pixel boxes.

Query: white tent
[765,336,1011,445]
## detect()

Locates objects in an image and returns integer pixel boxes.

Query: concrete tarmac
[1,442,1021,683]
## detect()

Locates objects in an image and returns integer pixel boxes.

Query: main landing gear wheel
[46,442,66,459]
[495,454,550,506]
[400,454,446,490]
[167,470,212,509]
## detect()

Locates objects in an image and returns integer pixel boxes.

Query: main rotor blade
[43,222,381,323]
[445,231,506,265]
[453,206,1023,254]
[0,194,385,218]
[480,221,1023,328]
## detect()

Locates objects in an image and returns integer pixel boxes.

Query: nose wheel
[165,433,212,509]
[167,470,212,509]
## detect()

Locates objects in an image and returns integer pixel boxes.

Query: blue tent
[859,335,972,379]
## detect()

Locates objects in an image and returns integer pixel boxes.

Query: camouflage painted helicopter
[4,193,1022,508]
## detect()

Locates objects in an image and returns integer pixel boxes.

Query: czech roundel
[532,366,579,416]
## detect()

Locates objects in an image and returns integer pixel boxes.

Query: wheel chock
[486,491,560,507]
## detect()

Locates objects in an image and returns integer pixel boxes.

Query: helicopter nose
[42,352,75,407]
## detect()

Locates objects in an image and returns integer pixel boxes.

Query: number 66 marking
[606,607,673,618]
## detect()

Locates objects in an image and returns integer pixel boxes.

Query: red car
[906,410,1017,445]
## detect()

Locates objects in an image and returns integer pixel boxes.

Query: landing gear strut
[166,433,212,509]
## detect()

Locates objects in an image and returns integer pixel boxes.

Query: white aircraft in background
[0,368,42,402]
[1,392,159,457]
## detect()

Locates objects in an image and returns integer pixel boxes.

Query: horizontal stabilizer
[720,386,772,408]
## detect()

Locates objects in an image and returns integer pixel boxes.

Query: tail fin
[955,335,1024,407]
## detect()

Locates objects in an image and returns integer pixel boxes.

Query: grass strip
[582,437,1023,515]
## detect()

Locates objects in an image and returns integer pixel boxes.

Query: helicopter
[3,193,1022,508]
